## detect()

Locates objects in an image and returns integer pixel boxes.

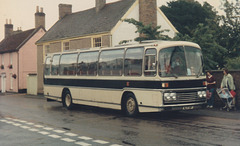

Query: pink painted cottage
[0,7,46,93]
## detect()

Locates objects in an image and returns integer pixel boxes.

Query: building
[36,0,178,94]
[0,7,46,93]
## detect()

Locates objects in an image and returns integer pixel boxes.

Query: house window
[93,37,102,47]
[63,42,70,51]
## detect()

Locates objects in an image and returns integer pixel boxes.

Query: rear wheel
[62,91,74,110]
[122,93,138,116]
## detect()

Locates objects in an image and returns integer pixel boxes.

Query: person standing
[206,71,216,108]
[221,69,235,91]
[220,68,236,108]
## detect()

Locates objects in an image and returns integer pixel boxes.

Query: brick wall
[210,70,240,108]
[139,0,157,27]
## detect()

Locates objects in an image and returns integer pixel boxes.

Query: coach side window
[78,51,98,76]
[124,47,144,76]
[98,49,124,76]
[51,54,60,75]
[59,53,78,75]
[44,57,51,75]
[144,48,157,76]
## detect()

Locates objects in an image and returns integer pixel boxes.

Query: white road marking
[28,128,39,132]
[38,131,50,135]
[15,119,23,122]
[18,120,27,123]
[1,117,122,146]
[34,125,44,128]
[26,122,34,125]
[61,138,76,142]
[5,121,14,124]
[75,141,92,146]
[13,123,22,126]
[20,126,30,129]
[53,129,65,133]
[78,136,93,140]
[43,127,54,130]
[93,140,109,144]
[48,134,62,139]
[64,132,78,137]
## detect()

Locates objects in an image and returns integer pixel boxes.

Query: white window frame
[63,41,70,51]
[93,37,102,47]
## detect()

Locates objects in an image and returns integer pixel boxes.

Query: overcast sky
[0,0,223,40]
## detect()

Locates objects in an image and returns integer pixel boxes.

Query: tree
[225,57,240,69]
[121,18,170,43]
[219,0,240,59]
[160,0,217,37]
[174,23,227,70]
[161,0,225,70]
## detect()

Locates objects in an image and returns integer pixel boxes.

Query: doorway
[1,73,6,93]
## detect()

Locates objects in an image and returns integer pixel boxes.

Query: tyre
[62,90,74,110]
[122,93,138,116]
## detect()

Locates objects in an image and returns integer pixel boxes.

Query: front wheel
[122,93,138,116]
[62,91,74,110]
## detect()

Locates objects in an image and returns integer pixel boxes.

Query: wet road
[0,93,240,146]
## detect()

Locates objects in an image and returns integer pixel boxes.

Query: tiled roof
[0,28,38,53]
[37,0,135,43]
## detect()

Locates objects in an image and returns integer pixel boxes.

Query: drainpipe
[17,51,19,93]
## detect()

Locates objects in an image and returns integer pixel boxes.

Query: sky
[0,0,224,41]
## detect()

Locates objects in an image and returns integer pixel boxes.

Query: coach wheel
[63,91,74,110]
[123,93,138,116]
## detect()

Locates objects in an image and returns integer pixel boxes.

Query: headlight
[198,91,206,98]
[164,92,177,101]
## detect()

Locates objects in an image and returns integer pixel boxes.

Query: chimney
[5,19,13,38]
[59,4,72,19]
[35,6,45,28]
[139,0,157,28]
[96,0,106,13]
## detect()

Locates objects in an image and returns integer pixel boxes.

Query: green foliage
[161,0,240,70]
[122,18,171,43]
[219,0,240,58]
[225,57,240,69]
[174,24,227,70]
[160,0,217,37]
